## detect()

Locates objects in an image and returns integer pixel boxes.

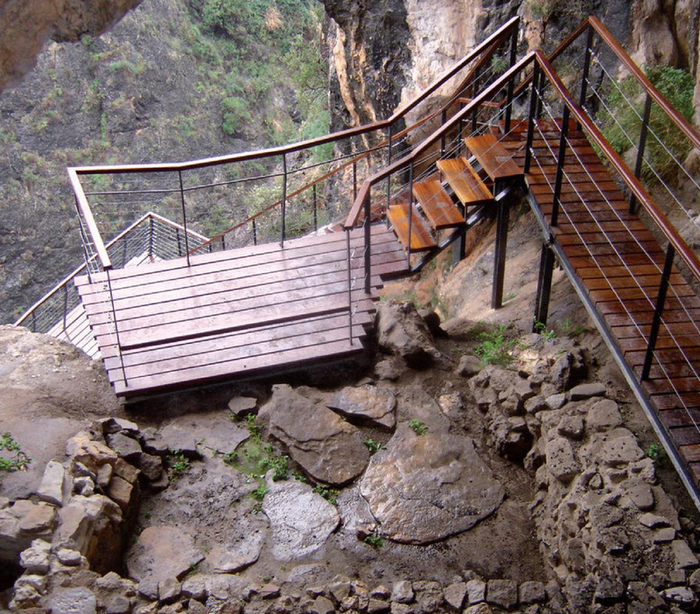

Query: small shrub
[0,432,31,472]
[474,324,516,367]
[223,450,238,465]
[646,442,669,467]
[168,450,192,478]
[534,320,556,340]
[251,484,268,501]
[409,420,428,436]
[312,485,339,505]
[363,531,384,548]
[364,439,382,455]
[221,96,252,137]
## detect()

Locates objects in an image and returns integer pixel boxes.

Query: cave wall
[0,0,142,92]
[323,0,700,130]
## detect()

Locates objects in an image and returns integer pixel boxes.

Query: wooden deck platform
[501,119,700,485]
[76,225,408,398]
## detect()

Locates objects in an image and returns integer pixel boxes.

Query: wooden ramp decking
[76,225,408,398]
[500,119,700,485]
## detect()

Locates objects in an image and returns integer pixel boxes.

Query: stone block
[486,579,518,609]
[37,460,68,506]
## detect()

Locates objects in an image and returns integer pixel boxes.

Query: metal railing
[14,213,208,342]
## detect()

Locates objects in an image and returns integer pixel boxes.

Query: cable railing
[66,17,520,277]
[14,213,208,344]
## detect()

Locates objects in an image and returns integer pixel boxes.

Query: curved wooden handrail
[344,53,537,228]
[534,50,700,282]
[586,16,700,150]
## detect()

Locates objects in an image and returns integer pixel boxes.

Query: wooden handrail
[586,16,700,150]
[344,53,537,228]
[534,50,700,282]
[68,168,112,270]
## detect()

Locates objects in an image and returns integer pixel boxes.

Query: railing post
[503,25,518,133]
[353,161,357,201]
[533,242,555,329]
[630,93,653,214]
[407,163,414,267]
[491,186,510,310]
[346,229,353,345]
[523,63,540,174]
[440,109,447,157]
[551,105,570,227]
[281,153,287,247]
[641,244,675,381]
[176,228,182,257]
[106,268,128,388]
[252,218,257,245]
[148,214,155,261]
[62,285,69,333]
[313,184,318,231]
[386,125,393,218]
[470,69,480,135]
[363,190,372,295]
[31,311,36,333]
[578,25,594,111]
[178,171,191,266]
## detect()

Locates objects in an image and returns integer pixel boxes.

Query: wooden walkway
[76,226,408,398]
[500,119,700,484]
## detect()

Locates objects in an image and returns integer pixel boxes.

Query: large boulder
[360,426,505,543]
[375,301,440,369]
[259,384,369,485]
[262,476,340,562]
[327,385,397,430]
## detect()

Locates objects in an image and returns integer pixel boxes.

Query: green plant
[221,96,253,136]
[364,439,382,455]
[474,324,516,367]
[251,484,268,501]
[224,450,238,465]
[409,420,428,436]
[312,485,339,505]
[167,450,192,478]
[534,320,556,340]
[562,319,586,338]
[292,470,308,483]
[363,531,384,548]
[0,432,31,472]
[646,442,669,467]
[245,413,261,438]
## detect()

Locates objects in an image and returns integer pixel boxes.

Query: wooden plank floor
[76,225,408,397]
[501,118,700,485]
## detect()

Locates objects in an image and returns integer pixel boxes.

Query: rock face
[375,301,440,369]
[360,426,505,543]
[262,477,340,562]
[327,385,397,429]
[0,0,142,91]
[259,384,370,485]
[125,525,204,583]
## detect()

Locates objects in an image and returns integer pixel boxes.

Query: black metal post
[523,63,540,174]
[533,242,556,329]
[364,191,372,295]
[353,161,357,201]
[503,26,518,133]
[281,153,287,247]
[386,125,393,217]
[534,66,545,120]
[491,183,510,309]
[253,219,257,245]
[148,215,155,260]
[578,25,594,111]
[63,285,69,333]
[346,229,353,345]
[630,93,653,214]
[178,171,191,266]
[407,163,414,267]
[551,105,570,227]
[106,268,128,387]
[641,244,675,381]
[220,235,225,250]
[470,69,480,135]
[176,228,182,257]
[440,109,447,157]
[313,184,318,231]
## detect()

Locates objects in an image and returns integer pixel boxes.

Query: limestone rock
[569,382,606,401]
[12,499,57,535]
[105,432,142,462]
[37,460,68,506]
[545,437,580,483]
[259,384,369,485]
[600,429,645,466]
[360,427,504,543]
[19,539,51,574]
[466,579,486,604]
[375,301,440,369]
[66,432,118,472]
[227,395,257,418]
[262,476,340,562]
[587,399,622,431]
[672,539,699,569]
[328,385,397,429]
[519,581,546,604]
[456,355,482,378]
[47,587,97,614]
[126,525,204,582]
[444,582,468,610]
[486,579,518,609]
[207,531,263,573]
[391,580,414,604]
[158,424,200,459]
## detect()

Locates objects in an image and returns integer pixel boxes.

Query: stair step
[387,203,437,252]
[412,179,465,229]
[436,157,494,206]
[463,134,523,181]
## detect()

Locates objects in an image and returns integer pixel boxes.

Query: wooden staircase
[386,133,523,262]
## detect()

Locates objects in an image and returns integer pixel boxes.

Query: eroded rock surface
[327,385,397,430]
[262,476,340,562]
[259,384,369,485]
[360,426,505,543]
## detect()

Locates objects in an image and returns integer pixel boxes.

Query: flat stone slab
[259,384,369,485]
[360,427,505,544]
[327,385,397,430]
[207,530,264,573]
[126,525,204,583]
[262,477,340,562]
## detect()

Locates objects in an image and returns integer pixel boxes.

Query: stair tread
[463,134,523,181]
[387,203,437,252]
[412,179,465,229]
[436,158,494,206]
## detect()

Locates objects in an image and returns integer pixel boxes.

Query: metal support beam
[523,63,541,174]
[533,242,556,329]
[491,184,509,309]
[630,94,653,214]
